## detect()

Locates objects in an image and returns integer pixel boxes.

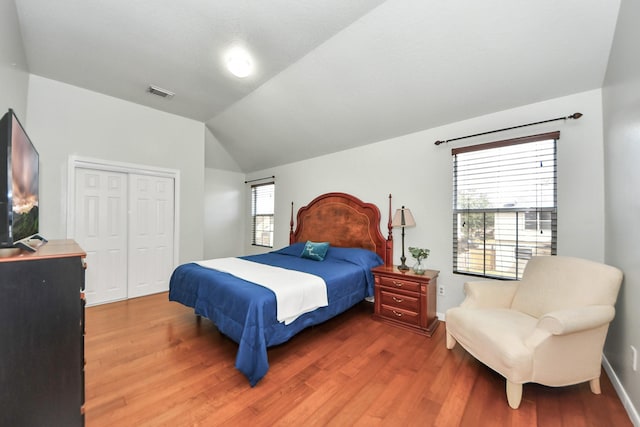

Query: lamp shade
[391,206,416,228]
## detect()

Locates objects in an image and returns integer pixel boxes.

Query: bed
[169,192,394,385]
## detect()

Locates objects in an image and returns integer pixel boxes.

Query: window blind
[251,182,275,247]
[452,132,558,279]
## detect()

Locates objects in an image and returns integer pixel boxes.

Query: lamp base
[398,254,410,270]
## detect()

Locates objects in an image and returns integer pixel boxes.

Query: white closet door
[74,168,128,305]
[128,174,175,298]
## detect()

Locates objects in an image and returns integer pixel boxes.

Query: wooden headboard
[289,192,394,267]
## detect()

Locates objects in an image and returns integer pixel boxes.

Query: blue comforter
[168,242,382,386]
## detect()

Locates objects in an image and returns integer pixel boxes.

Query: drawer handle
[392,296,404,303]
[392,281,403,287]
[392,310,403,317]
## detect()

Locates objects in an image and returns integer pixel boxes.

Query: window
[251,182,275,247]
[524,211,552,231]
[452,132,558,279]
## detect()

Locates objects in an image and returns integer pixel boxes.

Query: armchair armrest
[537,305,616,335]
[460,280,520,309]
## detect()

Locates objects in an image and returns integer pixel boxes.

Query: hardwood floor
[84,292,631,426]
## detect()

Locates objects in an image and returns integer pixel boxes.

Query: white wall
[0,0,29,118]
[204,167,245,259]
[202,126,246,260]
[25,75,205,263]
[602,0,640,421]
[204,126,242,172]
[245,89,606,315]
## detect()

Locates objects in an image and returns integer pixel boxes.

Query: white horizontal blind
[251,182,275,247]
[452,132,558,279]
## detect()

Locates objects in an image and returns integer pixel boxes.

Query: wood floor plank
[84,292,633,426]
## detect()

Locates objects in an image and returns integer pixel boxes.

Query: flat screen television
[0,109,45,252]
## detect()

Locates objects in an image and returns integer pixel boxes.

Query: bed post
[289,201,295,245]
[386,194,394,267]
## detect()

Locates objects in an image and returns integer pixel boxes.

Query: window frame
[452,131,559,280]
[250,181,275,248]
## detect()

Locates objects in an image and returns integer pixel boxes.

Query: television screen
[0,109,40,249]
[10,113,39,242]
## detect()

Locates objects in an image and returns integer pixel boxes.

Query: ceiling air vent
[148,85,175,99]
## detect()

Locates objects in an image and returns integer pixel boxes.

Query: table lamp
[391,206,416,270]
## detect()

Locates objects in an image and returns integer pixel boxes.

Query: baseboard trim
[602,354,640,426]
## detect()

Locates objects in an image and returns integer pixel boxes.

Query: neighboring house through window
[251,182,275,247]
[452,132,558,279]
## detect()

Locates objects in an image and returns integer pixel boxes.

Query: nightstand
[371,265,439,336]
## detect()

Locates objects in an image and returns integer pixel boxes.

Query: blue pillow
[323,246,383,269]
[300,241,330,261]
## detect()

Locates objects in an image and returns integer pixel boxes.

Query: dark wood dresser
[0,240,86,426]
[372,265,439,336]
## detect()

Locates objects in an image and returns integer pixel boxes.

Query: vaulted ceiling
[14,0,620,172]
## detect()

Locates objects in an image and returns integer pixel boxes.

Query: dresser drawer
[379,289,419,312]
[379,305,420,327]
[378,276,421,293]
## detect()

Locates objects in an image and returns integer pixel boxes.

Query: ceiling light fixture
[148,85,175,99]
[226,47,253,78]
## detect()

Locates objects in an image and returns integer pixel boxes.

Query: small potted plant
[408,247,430,275]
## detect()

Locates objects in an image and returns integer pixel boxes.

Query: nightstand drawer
[379,305,420,327]
[378,276,420,293]
[379,289,419,312]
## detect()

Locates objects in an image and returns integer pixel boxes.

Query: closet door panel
[74,168,128,305]
[128,174,175,298]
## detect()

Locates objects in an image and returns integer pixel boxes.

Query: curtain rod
[434,112,583,146]
[244,175,275,184]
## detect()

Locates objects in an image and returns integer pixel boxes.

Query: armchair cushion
[510,256,623,318]
[446,307,539,382]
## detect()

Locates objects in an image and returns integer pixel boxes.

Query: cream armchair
[445,256,623,409]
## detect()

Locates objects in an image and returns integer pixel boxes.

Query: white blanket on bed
[195,257,328,325]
